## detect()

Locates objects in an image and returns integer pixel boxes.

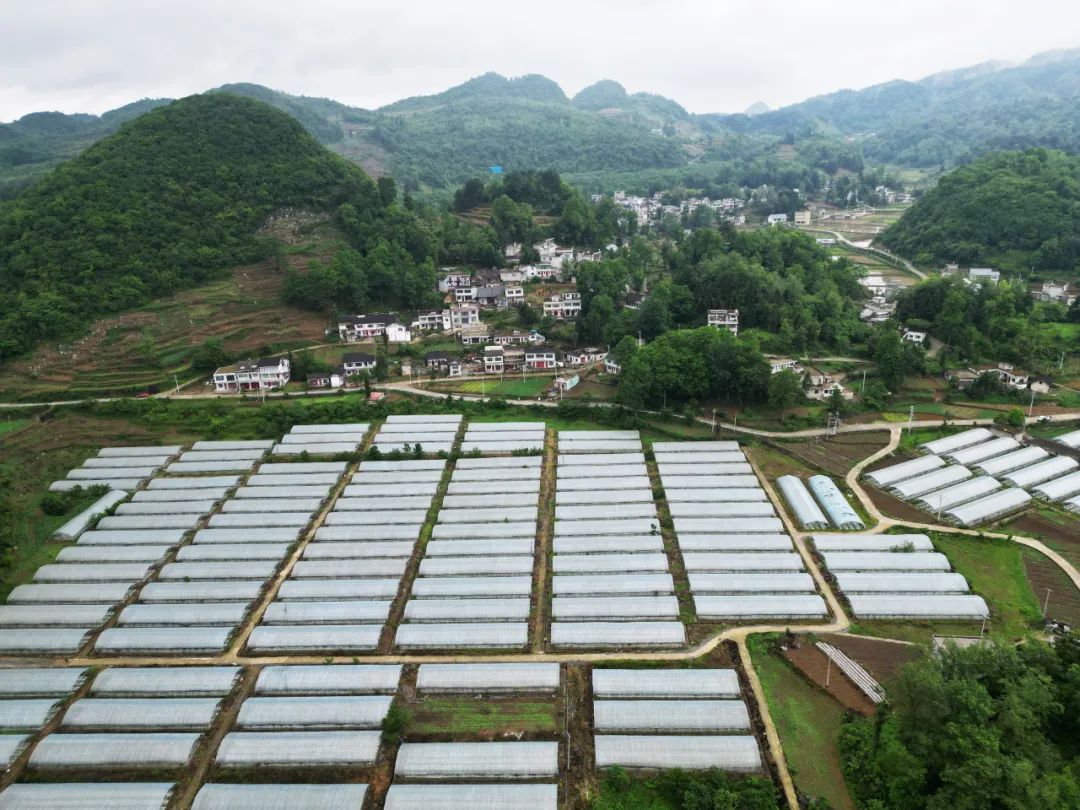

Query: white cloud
[1,0,1077,120]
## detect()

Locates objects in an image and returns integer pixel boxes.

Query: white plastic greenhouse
[214,730,380,766]
[915,476,1002,512]
[595,735,761,772]
[863,455,944,487]
[383,785,557,810]
[395,623,528,649]
[919,428,992,455]
[592,669,740,698]
[594,700,750,733]
[1032,470,1080,501]
[848,594,990,619]
[974,446,1049,476]
[1004,456,1079,488]
[820,552,951,571]
[91,667,240,696]
[776,476,829,530]
[395,741,558,778]
[61,698,221,731]
[29,732,199,769]
[192,783,367,810]
[693,595,828,619]
[0,783,175,809]
[887,466,971,499]
[550,621,686,648]
[836,573,971,593]
[416,663,560,693]
[687,574,816,594]
[235,695,392,729]
[943,487,1032,526]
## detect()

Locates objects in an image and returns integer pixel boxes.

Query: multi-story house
[503,286,524,306]
[483,345,505,374]
[458,324,491,346]
[337,313,398,342]
[525,349,557,370]
[342,353,376,375]
[213,356,291,392]
[542,292,582,319]
[475,285,505,308]
[437,271,473,292]
[442,305,480,332]
[414,310,444,331]
[707,309,739,336]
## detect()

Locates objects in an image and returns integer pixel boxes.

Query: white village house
[707,309,739,336]
[337,313,399,342]
[213,356,291,393]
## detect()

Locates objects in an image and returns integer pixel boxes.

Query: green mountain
[366,73,687,189]
[878,148,1080,274]
[712,51,1080,166]
[0,98,170,198]
[0,93,382,356]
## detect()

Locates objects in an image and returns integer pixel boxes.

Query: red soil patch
[821,634,922,684]
[783,643,877,715]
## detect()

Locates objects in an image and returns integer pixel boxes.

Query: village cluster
[208,233,755,397]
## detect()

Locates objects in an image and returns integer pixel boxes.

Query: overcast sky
[3,0,1079,122]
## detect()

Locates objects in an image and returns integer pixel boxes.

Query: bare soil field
[821,633,922,684]
[1021,547,1080,627]
[773,432,891,478]
[0,215,338,401]
[783,643,877,715]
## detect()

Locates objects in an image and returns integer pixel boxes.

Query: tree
[862,379,891,410]
[190,339,231,373]
[874,328,908,391]
[768,369,803,423]
[827,386,847,416]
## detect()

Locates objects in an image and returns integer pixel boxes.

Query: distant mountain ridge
[2,47,1079,193]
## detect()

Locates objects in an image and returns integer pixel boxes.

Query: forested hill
[0,98,170,197]
[0,93,384,357]
[364,73,687,189]
[711,50,1080,166]
[878,149,1080,274]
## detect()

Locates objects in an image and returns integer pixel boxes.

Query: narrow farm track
[530,427,557,651]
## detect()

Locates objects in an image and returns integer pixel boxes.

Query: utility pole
[712,408,718,437]
[1028,388,1036,418]
[825,655,832,687]
[861,368,867,393]
[1043,588,1052,617]
[173,373,180,395]
[907,404,914,434]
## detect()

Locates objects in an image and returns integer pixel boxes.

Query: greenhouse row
[811,534,989,619]
[395,740,558,778]
[594,699,750,733]
[595,735,762,772]
[656,443,825,620]
[460,420,545,454]
[397,453,536,649]
[384,784,557,810]
[1,441,234,656]
[49,444,176,492]
[370,416,461,455]
[252,457,443,653]
[592,667,760,773]
[557,428,643,454]
[270,423,370,456]
[549,448,684,648]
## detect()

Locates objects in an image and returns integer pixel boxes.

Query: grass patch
[931,532,1042,640]
[0,419,28,435]
[749,635,855,810]
[434,377,553,398]
[404,696,556,736]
